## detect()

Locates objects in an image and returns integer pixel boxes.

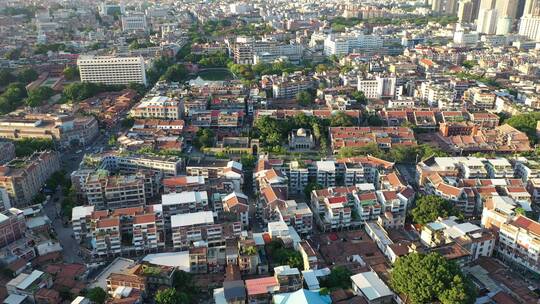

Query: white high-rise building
[476,0,497,33]
[77,56,147,85]
[477,8,499,33]
[519,0,540,40]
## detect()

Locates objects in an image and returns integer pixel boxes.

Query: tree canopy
[351,90,367,104]
[504,112,540,144]
[194,128,215,149]
[86,287,107,304]
[160,64,189,82]
[0,82,27,114]
[411,195,463,225]
[391,252,476,304]
[320,266,352,290]
[330,111,355,127]
[156,288,181,304]
[266,240,303,269]
[63,66,79,81]
[0,69,16,86]
[18,68,38,83]
[63,82,124,102]
[24,86,55,107]
[296,90,314,106]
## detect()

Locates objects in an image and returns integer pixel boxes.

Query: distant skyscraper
[432,0,459,15]
[458,0,480,23]
[496,0,519,18]
[518,0,540,40]
[477,0,498,33]
[523,0,540,15]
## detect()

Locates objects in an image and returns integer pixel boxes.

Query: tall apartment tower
[519,0,540,40]
[476,0,498,33]
[432,0,459,15]
[77,55,147,85]
[458,0,480,23]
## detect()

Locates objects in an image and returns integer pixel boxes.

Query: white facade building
[77,56,147,85]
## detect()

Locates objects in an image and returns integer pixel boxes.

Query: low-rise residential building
[350,271,394,304]
[131,96,183,120]
[315,161,336,188]
[190,110,245,128]
[310,188,352,231]
[0,208,26,248]
[0,114,99,148]
[498,215,540,274]
[84,153,183,177]
[171,211,241,250]
[272,200,313,235]
[223,192,250,228]
[0,151,60,207]
[420,217,495,261]
[274,265,302,293]
[6,270,53,303]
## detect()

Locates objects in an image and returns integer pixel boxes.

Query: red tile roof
[512,215,540,235]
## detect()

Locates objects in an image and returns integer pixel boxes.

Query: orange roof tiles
[511,215,540,235]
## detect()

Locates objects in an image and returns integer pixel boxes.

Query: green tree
[171,271,198,303]
[338,144,384,159]
[18,68,38,83]
[330,111,355,127]
[412,195,463,225]
[365,114,385,126]
[304,182,322,198]
[121,117,135,129]
[391,252,476,304]
[156,288,180,304]
[0,82,27,114]
[194,129,215,148]
[63,66,79,80]
[4,49,21,60]
[0,69,16,86]
[86,287,107,304]
[108,136,117,147]
[241,154,256,169]
[296,90,314,106]
[24,86,55,107]
[321,266,352,290]
[504,113,540,144]
[351,90,367,104]
[462,60,477,69]
[315,64,328,74]
[160,64,188,82]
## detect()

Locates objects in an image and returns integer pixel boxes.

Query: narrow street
[43,189,82,264]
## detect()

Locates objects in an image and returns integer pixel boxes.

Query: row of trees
[228,61,307,81]
[62,82,125,102]
[0,68,39,87]
[337,143,449,163]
